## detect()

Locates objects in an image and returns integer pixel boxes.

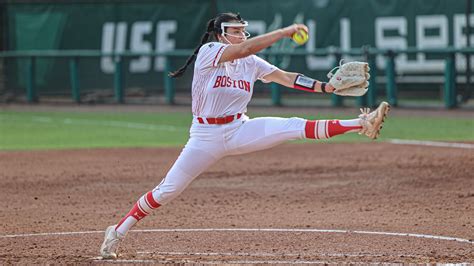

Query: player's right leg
[100,127,226,259]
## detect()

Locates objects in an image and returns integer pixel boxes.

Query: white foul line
[136,251,414,258]
[388,139,474,149]
[95,258,474,265]
[96,259,332,264]
[0,114,184,132]
[1,228,472,244]
[0,230,101,238]
[3,115,472,147]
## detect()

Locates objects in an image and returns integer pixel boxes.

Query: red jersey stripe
[212,46,225,67]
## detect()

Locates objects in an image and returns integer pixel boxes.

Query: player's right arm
[218,24,308,64]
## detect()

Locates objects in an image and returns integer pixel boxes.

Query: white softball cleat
[100,225,124,259]
[358,101,390,139]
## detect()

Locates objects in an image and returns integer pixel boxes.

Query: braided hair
[169,12,244,78]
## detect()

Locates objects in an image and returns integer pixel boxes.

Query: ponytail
[169,19,215,78]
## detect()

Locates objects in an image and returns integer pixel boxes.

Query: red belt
[197,113,242,124]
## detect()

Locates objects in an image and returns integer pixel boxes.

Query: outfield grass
[0,111,473,150]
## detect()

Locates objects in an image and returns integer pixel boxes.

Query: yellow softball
[292,29,309,45]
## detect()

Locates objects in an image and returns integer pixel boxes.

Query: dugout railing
[0,47,472,109]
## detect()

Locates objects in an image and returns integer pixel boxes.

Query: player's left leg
[310,101,390,140]
[226,102,389,155]
[226,115,363,155]
[304,102,390,141]
[225,116,307,155]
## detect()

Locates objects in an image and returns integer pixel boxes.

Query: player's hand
[281,24,308,38]
[325,83,336,93]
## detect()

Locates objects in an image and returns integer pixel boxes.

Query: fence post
[271,82,282,106]
[366,51,377,108]
[444,52,457,108]
[331,52,343,107]
[69,57,80,103]
[271,56,282,106]
[114,55,124,104]
[26,56,37,103]
[385,50,397,106]
[356,89,367,107]
[164,57,174,104]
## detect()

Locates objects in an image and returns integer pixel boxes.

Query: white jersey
[191,42,277,117]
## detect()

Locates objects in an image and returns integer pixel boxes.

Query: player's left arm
[262,69,335,93]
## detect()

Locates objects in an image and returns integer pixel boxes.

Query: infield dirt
[0,142,473,263]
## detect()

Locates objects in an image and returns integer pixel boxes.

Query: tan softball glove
[327,61,370,97]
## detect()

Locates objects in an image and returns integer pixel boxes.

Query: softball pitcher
[100,12,390,259]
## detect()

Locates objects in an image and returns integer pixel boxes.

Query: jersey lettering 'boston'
[212,75,251,92]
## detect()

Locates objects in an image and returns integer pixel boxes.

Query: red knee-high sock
[115,191,161,235]
[305,119,361,139]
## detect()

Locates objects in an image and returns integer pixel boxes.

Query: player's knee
[269,117,306,131]
[288,117,306,124]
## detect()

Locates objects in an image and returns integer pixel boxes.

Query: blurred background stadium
[0,0,472,109]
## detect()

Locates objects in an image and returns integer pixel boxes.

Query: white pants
[153,115,307,205]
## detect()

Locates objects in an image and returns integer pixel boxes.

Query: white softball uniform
[152,42,309,205]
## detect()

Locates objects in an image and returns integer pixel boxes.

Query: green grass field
[0,111,473,150]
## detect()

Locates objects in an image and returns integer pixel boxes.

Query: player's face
[222,27,248,44]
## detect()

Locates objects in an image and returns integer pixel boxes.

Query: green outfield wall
[2,0,473,98]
